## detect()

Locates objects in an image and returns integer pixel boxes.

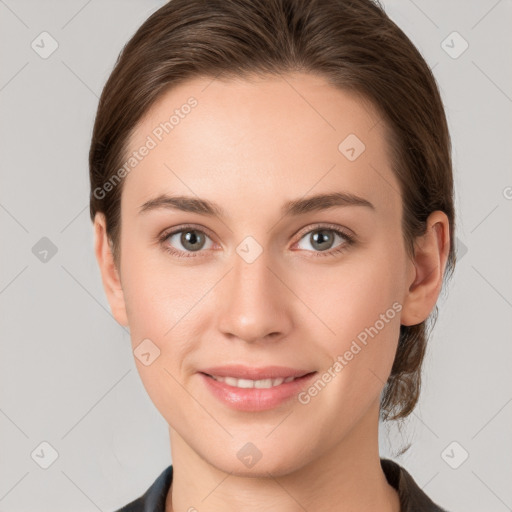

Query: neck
[165,400,400,512]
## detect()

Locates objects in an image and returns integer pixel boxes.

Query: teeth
[211,375,297,388]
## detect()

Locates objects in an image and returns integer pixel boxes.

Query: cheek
[302,242,405,388]
[305,244,404,339]
[120,254,200,421]
[120,249,209,383]
[120,242,192,334]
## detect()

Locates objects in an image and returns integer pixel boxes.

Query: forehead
[123,72,401,221]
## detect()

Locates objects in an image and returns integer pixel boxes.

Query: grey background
[0,0,511,511]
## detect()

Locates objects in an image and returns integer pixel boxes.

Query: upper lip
[200,365,316,380]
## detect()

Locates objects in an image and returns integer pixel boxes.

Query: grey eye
[166,229,213,252]
[296,229,346,252]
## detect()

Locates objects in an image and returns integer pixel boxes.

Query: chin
[203,443,311,479]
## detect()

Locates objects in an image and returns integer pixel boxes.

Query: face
[99,72,422,476]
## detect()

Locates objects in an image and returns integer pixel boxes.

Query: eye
[294,225,355,257]
[158,223,356,259]
[159,225,215,258]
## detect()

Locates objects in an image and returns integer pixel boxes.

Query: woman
[90,0,455,510]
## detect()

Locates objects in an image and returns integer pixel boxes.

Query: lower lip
[199,372,317,412]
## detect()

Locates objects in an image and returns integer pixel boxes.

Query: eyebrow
[138,191,375,218]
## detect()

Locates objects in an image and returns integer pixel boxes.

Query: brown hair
[89,0,456,423]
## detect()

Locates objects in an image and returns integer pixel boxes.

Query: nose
[216,246,293,345]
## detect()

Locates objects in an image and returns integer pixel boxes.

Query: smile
[208,375,297,388]
[199,371,318,412]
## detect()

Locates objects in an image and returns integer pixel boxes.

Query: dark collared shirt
[114,458,449,511]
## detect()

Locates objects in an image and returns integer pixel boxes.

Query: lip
[200,365,313,380]
[198,366,317,412]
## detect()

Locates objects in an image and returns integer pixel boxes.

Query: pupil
[182,230,203,251]
[312,230,333,250]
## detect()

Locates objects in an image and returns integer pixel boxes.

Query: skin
[94,72,450,512]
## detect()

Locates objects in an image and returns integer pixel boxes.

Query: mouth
[199,364,315,380]
[198,366,318,411]
[200,372,314,389]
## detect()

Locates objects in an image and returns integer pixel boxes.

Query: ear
[401,210,451,327]
[93,212,129,327]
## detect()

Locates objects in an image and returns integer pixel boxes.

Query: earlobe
[93,213,129,327]
[400,211,450,327]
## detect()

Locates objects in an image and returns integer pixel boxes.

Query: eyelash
[157,223,356,259]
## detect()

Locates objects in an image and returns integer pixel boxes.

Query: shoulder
[114,460,451,512]
[380,458,450,512]
[113,465,173,512]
